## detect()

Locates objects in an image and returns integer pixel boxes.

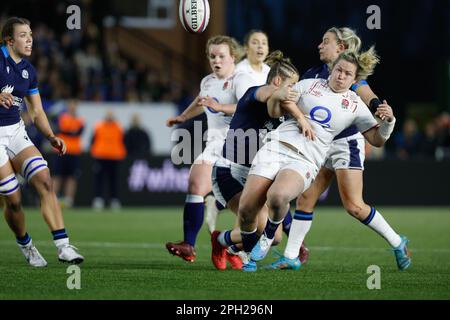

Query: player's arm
[255,85,278,103]
[25,93,66,155]
[267,86,299,118]
[353,81,384,113]
[363,100,396,147]
[198,97,236,115]
[200,72,255,116]
[280,101,315,140]
[166,95,204,127]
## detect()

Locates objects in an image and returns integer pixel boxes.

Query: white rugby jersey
[235,58,270,85]
[200,71,255,142]
[266,78,378,169]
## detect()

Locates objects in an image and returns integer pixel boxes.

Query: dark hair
[1,17,31,45]
[265,50,299,84]
[243,29,268,47]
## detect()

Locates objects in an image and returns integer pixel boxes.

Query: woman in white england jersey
[235,30,270,85]
[165,35,255,263]
[238,49,405,272]
[254,27,410,271]
[288,27,411,271]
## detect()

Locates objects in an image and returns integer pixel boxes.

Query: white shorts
[212,157,250,207]
[249,140,318,193]
[323,133,366,171]
[194,139,224,165]
[0,120,35,167]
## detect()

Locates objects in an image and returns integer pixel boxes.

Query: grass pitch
[0,207,449,300]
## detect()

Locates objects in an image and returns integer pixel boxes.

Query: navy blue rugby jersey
[0,46,39,126]
[222,85,282,167]
[302,63,368,140]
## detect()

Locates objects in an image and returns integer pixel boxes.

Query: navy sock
[183,199,204,246]
[294,210,314,221]
[52,229,68,240]
[282,210,293,236]
[264,218,280,239]
[223,230,235,246]
[362,207,376,225]
[215,200,225,211]
[241,230,258,253]
[16,233,31,246]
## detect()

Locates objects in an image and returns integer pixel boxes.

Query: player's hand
[166,115,187,127]
[296,117,315,141]
[273,87,299,102]
[49,136,66,156]
[199,96,222,112]
[0,92,14,109]
[374,100,394,122]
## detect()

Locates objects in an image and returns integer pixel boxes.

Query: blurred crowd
[25,20,187,104]
[365,112,450,161]
[392,113,450,160]
[1,2,449,163]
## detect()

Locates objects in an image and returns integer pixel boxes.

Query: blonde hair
[205,35,244,62]
[265,50,299,84]
[327,27,362,55]
[332,46,380,81]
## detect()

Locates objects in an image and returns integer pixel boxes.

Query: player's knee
[187,178,207,195]
[238,203,257,225]
[21,156,49,183]
[0,174,20,200]
[266,190,289,213]
[33,172,54,195]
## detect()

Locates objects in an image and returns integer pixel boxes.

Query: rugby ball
[179,0,210,34]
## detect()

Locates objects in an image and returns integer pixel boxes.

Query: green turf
[0,207,449,300]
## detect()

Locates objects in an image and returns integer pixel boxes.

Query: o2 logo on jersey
[206,97,220,114]
[309,106,332,128]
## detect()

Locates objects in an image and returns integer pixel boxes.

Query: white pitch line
[0,240,449,253]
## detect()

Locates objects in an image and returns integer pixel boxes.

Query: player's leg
[51,155,65,205]
[335,169,411,270]
[294,166,336,263]
[211,191,241,270]
[237,174,273,271]
[11,146,84,264]
[0,157,47,267]
[205,194,225,234]
[166,161,212,262]
[210,162,251,270]
[253,169,305,265]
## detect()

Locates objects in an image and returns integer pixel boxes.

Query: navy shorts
[212,162,249,207]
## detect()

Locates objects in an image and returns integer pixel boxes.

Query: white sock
[217,231,228,247]
[186,194,204,203]
[54,238,69,249]
[284,211,313,259]
[364,208,402,248]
